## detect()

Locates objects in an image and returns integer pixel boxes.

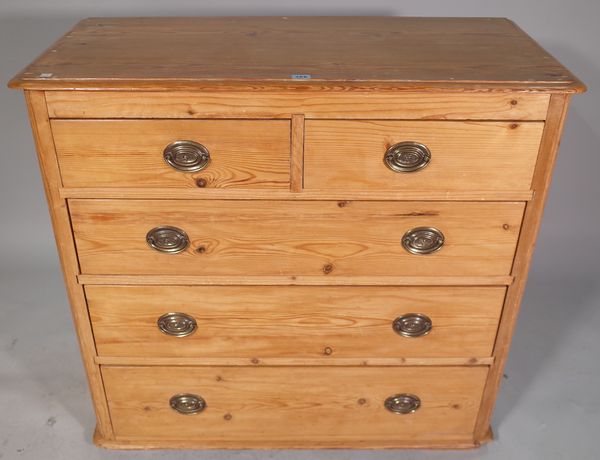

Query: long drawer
[87,285,505,358]
[51,119,291,189]
[70,200,524,276]
[102,365,488,444]
[304,120,544,191]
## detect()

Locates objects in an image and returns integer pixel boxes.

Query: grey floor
[1,260,598,460]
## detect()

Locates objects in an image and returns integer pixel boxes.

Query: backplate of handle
[163,140,211,172]
[146,226,189,254]
[402,227,444,255]
[157,312,197,337]
[169,393,206,415]
[392,313,432,338]
[384,141,431,173]
[384,393,421,414]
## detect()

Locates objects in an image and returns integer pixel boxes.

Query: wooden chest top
[9,16,584,92]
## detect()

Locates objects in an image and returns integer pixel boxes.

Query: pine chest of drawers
[9,17,585,449]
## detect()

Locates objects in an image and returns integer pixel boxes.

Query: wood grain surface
[69,200,525,277]
[10,15,586,451]
[102,365,488,444]
[474,94,573,439]
[78,274,514,286]
[305,120,543,191]
[45,91,551,120]
[52,120,290,189]
[59,187,534,202]
[86,285,505,359]
[9,17,584,91]
[24,92,114,439]
[95,356,495,367]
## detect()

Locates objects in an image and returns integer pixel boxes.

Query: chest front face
[10,16,584,449]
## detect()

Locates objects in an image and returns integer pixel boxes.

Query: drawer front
[70,200,524,276]
[87,285,505,358]
[51,120,290,189]
[102,365,488,443]
[304,120,544,191]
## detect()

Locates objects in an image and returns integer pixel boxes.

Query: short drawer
[304,120,544,191]
[87,285,505,359]
[70,200,524,276]
[102,365,488,444]
[51,119,290,189]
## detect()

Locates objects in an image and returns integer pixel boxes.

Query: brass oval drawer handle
[163,140,211,172]
[384,394,421,414]
[393,313,432,338]
[146,226,189,254]
[402,227,444,255]
[169,393,206,415]
[384,141,431,173]
[157,312,197,337]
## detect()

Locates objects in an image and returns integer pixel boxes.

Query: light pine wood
[101,365,489,444]
[24,91,114,440]
[52,120,290,189]
[44,91,551,120]
[10,16,585,451]
[305,120,543,192]
[8,17,584,92]
[77,274,514,286]
[59,187,534,201]
[92,425,492,449]
[290,114,304,192]
[69,200,525,277]
[473,94,572,440]
[86,285,505,359]
[94,356,494,366]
